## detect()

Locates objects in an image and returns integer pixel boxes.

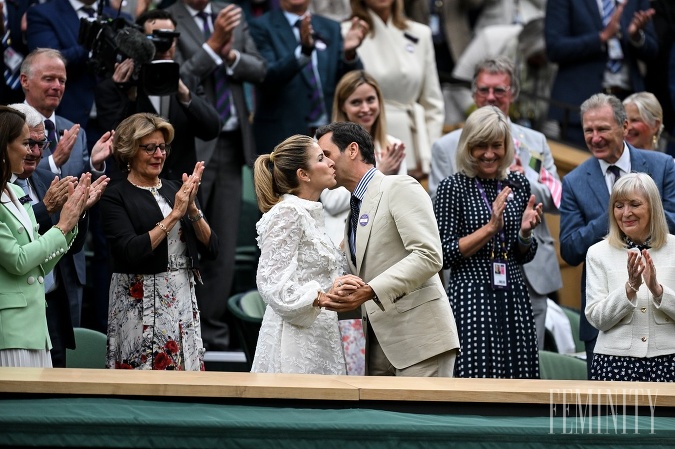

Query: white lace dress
[252,194,347,374]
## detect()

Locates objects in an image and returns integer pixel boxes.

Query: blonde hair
[350,0,407,36]
[332,70,388,151]
[606,173,668,249]
[253,135,316,213]
[623,92,664,143]
[456,106,514,180]
[113,113,175,172]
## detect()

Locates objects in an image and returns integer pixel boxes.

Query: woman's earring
[127,162,131,172]
[653,135,658,149]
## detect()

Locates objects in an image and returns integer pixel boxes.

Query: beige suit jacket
[346,171,459,369]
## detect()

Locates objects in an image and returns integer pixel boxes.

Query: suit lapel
[585,158,610,210]
[628,145,652,176]
[355,173,384,271]
[1,186,35,241]
[583,0,603,29]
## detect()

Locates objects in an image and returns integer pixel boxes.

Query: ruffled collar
[624,235,651,251]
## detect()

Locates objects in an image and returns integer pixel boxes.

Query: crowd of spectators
[0,0,674,381]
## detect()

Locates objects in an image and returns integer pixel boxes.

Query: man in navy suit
[9,103,109,367]
[545,0,657,146]
[560,93,675,376]
[25,0,129,128]
[249,0,368,154]
[1,0,38,105]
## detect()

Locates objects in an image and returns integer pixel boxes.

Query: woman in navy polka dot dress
[434,107,542,378]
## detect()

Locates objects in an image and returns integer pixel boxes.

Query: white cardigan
[585,235,675,358]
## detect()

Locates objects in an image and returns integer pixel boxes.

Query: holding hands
[315,275,366,310]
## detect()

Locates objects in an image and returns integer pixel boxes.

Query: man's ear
[348,142,359,160]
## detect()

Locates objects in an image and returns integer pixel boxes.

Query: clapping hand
[520,194,543,235]
[43,175,77,215]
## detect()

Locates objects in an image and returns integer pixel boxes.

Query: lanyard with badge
[476,179,509,290]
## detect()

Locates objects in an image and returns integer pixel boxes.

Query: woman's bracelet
[517,231,532,246]
[189,209,204,222]
[156,221,169,235]
[314,291,324,309]
[626,281,640,293]
[52,224,66,236]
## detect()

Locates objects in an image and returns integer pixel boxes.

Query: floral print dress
[106,186,204,371]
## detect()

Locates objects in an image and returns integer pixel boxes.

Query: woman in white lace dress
[251,135,364,374]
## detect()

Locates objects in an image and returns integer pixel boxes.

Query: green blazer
[0,183,76,351]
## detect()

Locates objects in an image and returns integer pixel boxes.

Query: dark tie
[197,11,233,122]
[294,19,323,123]
[44,119,56,156]
[2,6,21,90]
[14,178,56,292]
[349,195,360,264]
[81,6,96,18]
[607,165,621,185]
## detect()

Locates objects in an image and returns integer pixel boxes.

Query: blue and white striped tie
[602,0,623,73]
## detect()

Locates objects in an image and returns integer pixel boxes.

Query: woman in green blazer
[0,106,89,367]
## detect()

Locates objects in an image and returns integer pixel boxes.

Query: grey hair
[7,103,43,128]
[471,57,520,100]
[580,93,626,127]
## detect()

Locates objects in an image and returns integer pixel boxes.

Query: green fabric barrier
[0,398,672,448]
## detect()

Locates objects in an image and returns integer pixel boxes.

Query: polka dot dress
[591,353,675,382]
[435,172,540,379]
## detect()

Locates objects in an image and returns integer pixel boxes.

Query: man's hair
[136,9,177,28]
[580,93,626,126]
[471,57,520,100]
[20,48,66,78]
[315,122,376,165]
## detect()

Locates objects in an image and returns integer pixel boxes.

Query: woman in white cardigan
[345,0,444,178]
[320,70,406,246]
[585,173,675,382]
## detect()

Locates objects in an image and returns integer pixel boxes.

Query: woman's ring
[338,280,343,287]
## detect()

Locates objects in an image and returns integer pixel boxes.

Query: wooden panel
[1,368,674,407]
[0,368,359,401]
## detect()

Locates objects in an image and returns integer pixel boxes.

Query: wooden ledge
[1,368,674,407]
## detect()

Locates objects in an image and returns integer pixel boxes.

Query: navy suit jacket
[26,0,130,127]
[560,145,675,342]
[545,0,658,125]
[0,0,36,104]
[250,9,361,154]
[30,168,88,329]
[37,115,90,180]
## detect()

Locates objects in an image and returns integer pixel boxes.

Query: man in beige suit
[316,122,459,377]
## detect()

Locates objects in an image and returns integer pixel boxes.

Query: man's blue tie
[602,0,623,73]
[349,195,360,264]
[14,178,56,293]
[197,10,233,123]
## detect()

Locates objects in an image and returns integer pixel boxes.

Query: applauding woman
[586,173,675,382]
[0,106,89,367]
[101,113,217,371]
[434,106,543,378]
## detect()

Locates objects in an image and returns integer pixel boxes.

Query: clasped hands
[316,275,371,312]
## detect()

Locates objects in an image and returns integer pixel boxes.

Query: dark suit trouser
[46,272,76,368]
[195,130,244,350]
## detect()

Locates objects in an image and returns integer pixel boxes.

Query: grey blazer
[167,1,266,167]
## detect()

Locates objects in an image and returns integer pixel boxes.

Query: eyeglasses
[474,86,511,98]
[138,143,171,155]
[27,139,51,151]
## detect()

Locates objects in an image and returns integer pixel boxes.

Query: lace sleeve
[256,205,321,328]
